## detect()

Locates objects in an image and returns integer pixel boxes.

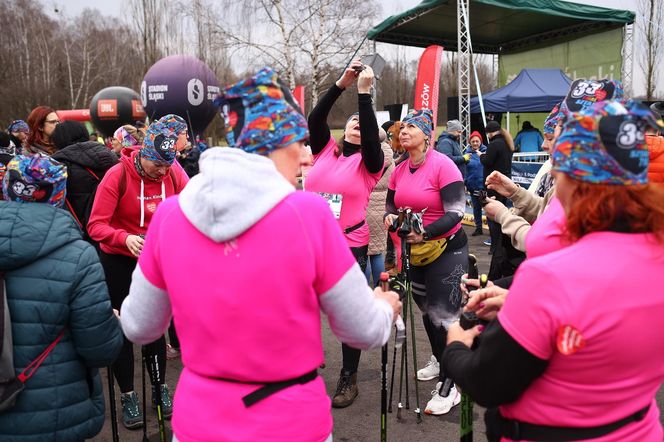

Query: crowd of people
[0,61,663,442]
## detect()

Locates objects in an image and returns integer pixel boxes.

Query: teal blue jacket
[0,201,123,441]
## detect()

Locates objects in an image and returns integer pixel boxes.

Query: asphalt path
[93,225,664,441]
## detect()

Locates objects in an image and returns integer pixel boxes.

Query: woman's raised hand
[336,59,362,90]
[357,66,374,94]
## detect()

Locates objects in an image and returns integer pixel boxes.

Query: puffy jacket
[646,134,664,184]
[366,141,395,255]
[0,201,123,442]
[464,144,487,191]
[435,132,466,177]
[51,141,119,243]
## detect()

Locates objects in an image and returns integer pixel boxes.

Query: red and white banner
[56,109,91,122]
[292,85,305,113]
[414,45,444,137]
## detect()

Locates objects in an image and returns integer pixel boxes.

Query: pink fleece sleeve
[87,166,129,249]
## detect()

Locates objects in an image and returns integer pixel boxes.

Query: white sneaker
[417,355,440,381]
[424,383,461,415]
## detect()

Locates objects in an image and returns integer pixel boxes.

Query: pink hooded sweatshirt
[120,148,393,441]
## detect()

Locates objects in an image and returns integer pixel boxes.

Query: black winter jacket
[52,141,119,243]
[481,133,512,192]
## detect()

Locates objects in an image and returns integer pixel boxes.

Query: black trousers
[99,251,167,392]
[410,232,468,383]
[341,245,368,374]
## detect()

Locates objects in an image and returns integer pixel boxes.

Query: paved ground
[92,225,664,441]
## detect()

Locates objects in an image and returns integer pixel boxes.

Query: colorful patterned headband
[560,79,624,116]
[552,99,663,186]
[114,127,138,148]
[402,108,434,138]
[217,67,308,155]
[2,154,67,208]
[7,120,29,134]
[157,114,188,136]
[543,102,562,135]
[142,121,177,164]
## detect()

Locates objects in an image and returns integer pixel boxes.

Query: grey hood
[179,147,294,242]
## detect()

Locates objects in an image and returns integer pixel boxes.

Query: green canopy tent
[367,0,635,142]
[367,0,634,54]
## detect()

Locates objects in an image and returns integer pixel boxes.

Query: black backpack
[0,271,65,412]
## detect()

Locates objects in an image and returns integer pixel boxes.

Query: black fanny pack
[499,404,650,441]
[344,220,365,235]
[213,369,318,407]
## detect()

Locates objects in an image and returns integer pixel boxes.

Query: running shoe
[120,391,143,429]
[424,383,460,415]
[152,384,173,419]
[417,355,440,381]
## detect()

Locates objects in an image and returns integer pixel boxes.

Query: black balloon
[89,87,147,137]
[141,55,220,137]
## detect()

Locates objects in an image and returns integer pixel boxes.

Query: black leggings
[341,244,368,374]
[100,252,167,392]
[168,321,180,349]
[410,233,468,383]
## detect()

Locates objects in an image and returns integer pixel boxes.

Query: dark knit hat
[485,120,501,133]
[52,120,89,151]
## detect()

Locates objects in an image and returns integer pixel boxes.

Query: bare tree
[0,0,147,124]
[127,0,169,73]
[216,0,379,112]
[183,0,234,85]
[638,0,663,100]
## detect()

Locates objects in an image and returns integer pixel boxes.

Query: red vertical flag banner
[292,85,305,113]
[413,45,444,137]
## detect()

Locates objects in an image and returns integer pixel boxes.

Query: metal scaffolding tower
[621,23,634,96]
[457,0,471,147]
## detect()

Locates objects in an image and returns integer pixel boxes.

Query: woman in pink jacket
[120,67,400,441]
[444,100,664,442]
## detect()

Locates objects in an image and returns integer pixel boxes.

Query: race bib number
[317,192,343,219]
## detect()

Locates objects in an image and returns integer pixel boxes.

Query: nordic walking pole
[141,347,149,442]
[343,35,368,72]
[388,308,406,413]
[379,272,390,442]
[388,328,398,413]
[459,254,488,441]
[147,353,167,442]
[396,337,406,420]
[404,242,422,423]
[107,367,119,442]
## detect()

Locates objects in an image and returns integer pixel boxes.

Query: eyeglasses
[44,119,60,125]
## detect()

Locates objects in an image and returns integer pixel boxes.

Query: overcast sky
[41,0,639,18]
[41,0,660,97]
